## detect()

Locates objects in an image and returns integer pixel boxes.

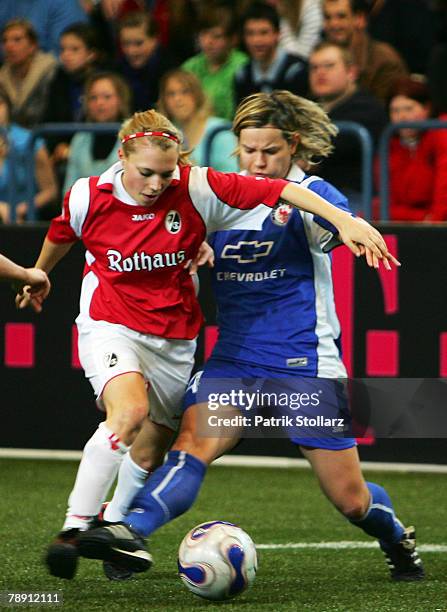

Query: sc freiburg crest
[165,210,181,234]
[104,352,118,368]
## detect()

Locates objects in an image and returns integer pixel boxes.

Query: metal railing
[202,122,233,168]
[0,126,19,221]
[378,119,447,220]
[4,120,375,221]
[333,121,373,219]
[25,123,121,222]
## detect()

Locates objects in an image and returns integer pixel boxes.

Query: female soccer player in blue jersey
[79,92,423,582]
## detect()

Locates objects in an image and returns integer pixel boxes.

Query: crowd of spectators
[0,0,446,222]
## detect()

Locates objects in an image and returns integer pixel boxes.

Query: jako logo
[165,210,181,234]
[132,213,155,221]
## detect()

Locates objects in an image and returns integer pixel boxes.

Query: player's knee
[109,402,149,442]
[336,493,369,519]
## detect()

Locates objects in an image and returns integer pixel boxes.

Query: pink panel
[366,330,399,376]
[4,323,35,367]
[440,332,447,377]
[332,248,354,376]
[204,325,219,361]
[377,235,399,314]
[356,426,376,446]
[72,325,81,369]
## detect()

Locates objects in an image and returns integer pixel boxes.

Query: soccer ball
[178,521,257,601]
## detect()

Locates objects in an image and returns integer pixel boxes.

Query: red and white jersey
[47,161,287,339]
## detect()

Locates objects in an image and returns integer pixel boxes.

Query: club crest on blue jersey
[165,210,181,234]
[271,202,293,226]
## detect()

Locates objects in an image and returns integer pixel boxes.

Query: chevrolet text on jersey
[107,249,186,272]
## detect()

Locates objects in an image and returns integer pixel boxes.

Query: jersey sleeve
[303,177,352,253]
[46,177,91,243]
[188,166,288,233]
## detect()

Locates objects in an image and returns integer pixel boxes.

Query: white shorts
[76,318,196,431]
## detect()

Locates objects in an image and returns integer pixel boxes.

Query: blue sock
[350,482,405,544]
[124,450,206,537]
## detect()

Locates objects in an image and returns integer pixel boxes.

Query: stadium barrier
[23,123,122,222]
[0,224,446,463]
[378,119,447,220]
[0,126,21,220]
[16,120,447,223]
[10,120,374,222]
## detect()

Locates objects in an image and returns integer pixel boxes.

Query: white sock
[62,422,129,531]
[103,452,149,522]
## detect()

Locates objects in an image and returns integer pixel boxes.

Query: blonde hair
[157,69,211,120]
[233,90,337,165]
[119,109,191,164]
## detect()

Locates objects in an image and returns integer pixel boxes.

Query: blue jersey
[208,165,350,378]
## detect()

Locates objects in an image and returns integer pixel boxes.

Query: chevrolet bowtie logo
[221,240,273,263]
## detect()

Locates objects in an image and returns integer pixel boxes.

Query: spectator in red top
[383,77,447,221]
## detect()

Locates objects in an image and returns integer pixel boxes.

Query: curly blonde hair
[232,90,338,166]
[119,109,191,165]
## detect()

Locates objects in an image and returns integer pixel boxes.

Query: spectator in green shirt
[182,6,248,122]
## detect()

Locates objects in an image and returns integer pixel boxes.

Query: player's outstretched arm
[280,183,400,268]
[1,253,49,289]
[15,238,75,312]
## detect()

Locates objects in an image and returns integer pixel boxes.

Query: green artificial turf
[0,459,446,611]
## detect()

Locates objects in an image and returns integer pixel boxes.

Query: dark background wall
[1,224,446,463]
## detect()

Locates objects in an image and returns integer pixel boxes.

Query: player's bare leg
[300,445,424,581]
[77,403,242,571]
[46,372,150,579]
[300,446,370,519]
[171,401,242,462]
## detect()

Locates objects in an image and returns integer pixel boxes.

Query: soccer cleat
[380,526,425,581]
[45,528,80,580]
[103,560,134,581]
[77,523,152,573]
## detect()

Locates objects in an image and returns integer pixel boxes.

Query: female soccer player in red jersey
[17,107,396,580]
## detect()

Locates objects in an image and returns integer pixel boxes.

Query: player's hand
[187,242,215,275]
[356,245,394,269]
[337,216,401,268]
[15,268,50,313]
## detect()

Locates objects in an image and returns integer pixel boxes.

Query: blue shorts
[183,358,356,451]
